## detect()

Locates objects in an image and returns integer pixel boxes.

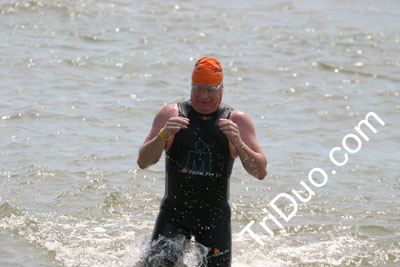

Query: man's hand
[219,113,267,180]
[162,117,190,138]
[219,119,242,148]
[137,104,182,169]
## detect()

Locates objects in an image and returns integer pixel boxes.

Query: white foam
[231,232,370,266]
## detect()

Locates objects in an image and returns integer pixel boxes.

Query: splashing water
[135,235,209,267]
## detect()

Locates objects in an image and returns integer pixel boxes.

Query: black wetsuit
[145,100,235,267]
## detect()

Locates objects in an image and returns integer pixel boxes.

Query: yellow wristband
[159,128,169,141]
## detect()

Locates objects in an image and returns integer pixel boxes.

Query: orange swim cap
[192,57,223,85]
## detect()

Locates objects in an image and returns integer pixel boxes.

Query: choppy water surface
[1,0,399,266]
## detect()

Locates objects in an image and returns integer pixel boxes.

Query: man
[137,57,267,266]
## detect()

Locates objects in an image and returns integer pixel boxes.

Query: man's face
[190,83,223,115]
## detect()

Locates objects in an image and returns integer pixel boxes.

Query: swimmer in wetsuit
[137,57,267,266]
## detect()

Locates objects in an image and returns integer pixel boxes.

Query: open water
[0,0,399,266]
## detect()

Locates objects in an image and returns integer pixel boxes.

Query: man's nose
[198,91,210,99]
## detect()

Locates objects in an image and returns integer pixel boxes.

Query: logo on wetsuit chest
[180,140,222,178]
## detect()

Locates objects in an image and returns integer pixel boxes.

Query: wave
[0,202,24,219]
[318,62,400,83]
[232,230,400,266]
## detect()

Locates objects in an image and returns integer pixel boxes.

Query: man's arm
[219,110,267,180]
[137,104,189,169]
